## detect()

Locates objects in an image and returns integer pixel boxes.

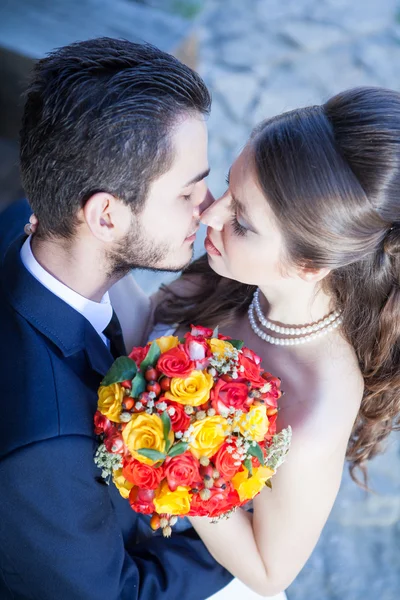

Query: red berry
[147,382,161,396]
[145,367,158,382]
[123,398,134,411]
[221,374,233,383]
[121,380,132,389]
[150,514,161,531]
[139,391,152,405]
[160,377,171,392]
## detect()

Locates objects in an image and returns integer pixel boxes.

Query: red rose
[157,345,195,378]
[189,483,240,518]
[238,354,264,388]
[128,345,150,367]
[165,401,191,433]
[211,379,250,413]
[94,410,112,435]
[122,459,164,490]
[213,442,242,480]
[129,487,155,515]
[164,452,202,492]
[242,347,261,365]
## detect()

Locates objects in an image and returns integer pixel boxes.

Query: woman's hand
[24,214,38,236]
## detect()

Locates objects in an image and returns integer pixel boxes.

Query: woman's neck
[258,279,333,327]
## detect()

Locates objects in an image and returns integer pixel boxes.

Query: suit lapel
[2,236,115,378]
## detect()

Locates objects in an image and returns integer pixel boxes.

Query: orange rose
[122,459,164,490]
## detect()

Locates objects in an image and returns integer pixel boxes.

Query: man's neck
[31,235,115,302]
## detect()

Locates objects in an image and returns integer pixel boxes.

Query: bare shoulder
[278,332,364,459]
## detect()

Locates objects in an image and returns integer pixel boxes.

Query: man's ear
[82,193,129,242]
[297,264,331,283]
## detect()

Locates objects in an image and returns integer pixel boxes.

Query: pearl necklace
[248,289,343,346]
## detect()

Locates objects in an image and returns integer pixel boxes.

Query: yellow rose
[112,469,134,499]
[233,404,269,442]
[153,481,192,516]
[122,413,171,465]
[232,465,274,502]
[98,383,124,423]
[189,415,231,459]
[208,338,235,357]
[165,370,214,406]
[156,335,180,353]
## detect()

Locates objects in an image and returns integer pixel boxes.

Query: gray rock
[280,19,349,52]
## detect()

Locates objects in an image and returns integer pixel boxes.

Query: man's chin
[143,248,194,274]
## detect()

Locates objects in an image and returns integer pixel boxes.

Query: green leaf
[136,448,166,462]
[244,457,253,477]
[265,479,272,490]
[130,372,146,398]
[247,442,265,466]
[212,326,219,338]
[167,441,188,458]
[161,411,172,452]
[229,339,245,351]
[140,341,161,372]
[179,338,186,343]
[101,357,137,386]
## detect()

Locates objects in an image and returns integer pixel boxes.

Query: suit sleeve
[0,435,233,600]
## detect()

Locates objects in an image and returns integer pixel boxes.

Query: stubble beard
[106,222,193,280]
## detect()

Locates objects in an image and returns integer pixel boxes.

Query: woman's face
[201,144,290,286]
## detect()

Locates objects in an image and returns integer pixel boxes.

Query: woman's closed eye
[230,213,247,236]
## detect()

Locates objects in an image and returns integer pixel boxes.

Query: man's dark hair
[20,37,211,238]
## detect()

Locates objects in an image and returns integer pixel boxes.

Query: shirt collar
[20,236,113,343]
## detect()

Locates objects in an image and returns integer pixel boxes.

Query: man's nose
[198,188,215,215]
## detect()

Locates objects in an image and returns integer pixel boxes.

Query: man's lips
[185,227,199,242]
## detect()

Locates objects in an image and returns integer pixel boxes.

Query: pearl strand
[248,293,343,346]
[253,288,341,336]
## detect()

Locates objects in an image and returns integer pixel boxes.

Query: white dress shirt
[20,236,113,345]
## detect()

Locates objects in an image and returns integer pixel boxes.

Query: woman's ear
[297,264,331,283]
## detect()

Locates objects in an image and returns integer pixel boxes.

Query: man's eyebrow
[183,168,210,188]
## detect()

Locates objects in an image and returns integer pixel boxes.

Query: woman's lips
[204,235,222,256]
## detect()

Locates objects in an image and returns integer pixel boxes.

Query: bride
[26,86,400,599]
[113,86,400,598]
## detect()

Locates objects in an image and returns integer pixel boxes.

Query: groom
[0,38,232,599]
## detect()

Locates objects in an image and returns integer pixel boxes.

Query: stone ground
[192,1,400,599]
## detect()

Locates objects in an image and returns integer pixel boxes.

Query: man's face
[109,114,210,276]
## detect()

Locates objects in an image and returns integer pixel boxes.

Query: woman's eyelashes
[230,214,247,236]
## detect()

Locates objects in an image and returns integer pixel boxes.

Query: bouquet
[94,325,291,537]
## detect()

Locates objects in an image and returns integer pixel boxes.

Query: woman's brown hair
[156,87,400,485]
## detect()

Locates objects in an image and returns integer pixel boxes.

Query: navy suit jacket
[0,205,232,599]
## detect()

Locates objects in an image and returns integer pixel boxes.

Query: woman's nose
[200,195,229,231]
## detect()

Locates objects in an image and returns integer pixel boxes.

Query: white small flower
[148,391,157,399]
[175,431,183,439]
[168,406,176,416]
[119,412,131,423]
[135,402,142,410]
